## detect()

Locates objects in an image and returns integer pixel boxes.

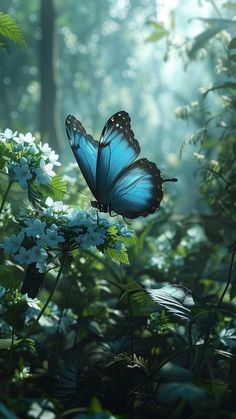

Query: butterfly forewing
[107,158,163,218]
[66,115,98,196]
[96,111,140,204]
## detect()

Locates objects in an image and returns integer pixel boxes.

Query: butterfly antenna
[162,178,178,183]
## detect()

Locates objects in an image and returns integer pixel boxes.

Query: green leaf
[104,247,129,264]
[0,338,22,350]
[158,382,207,405]
[145,30,168,43]
[0,402,18,419]
[188,27,223,59]
[39,175,67,200]
[0,12,25,48]
[146,284,195,319]
[223,1,236,10]
[28,175,67,206]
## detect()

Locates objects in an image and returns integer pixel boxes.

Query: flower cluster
[0,129,61,190]
[1,198,135,273]
[174,101,199,120]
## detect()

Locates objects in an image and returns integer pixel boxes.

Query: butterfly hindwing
[107,158,163,218]
[66,115,98,196]
[96,111,140,203]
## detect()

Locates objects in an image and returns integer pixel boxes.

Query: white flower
[48,150,61,166]
[14,246,34,264]
[174,105,191,119]
[36,261,47,273]
[35,159,55,185]
[27,143,39,155]
[30,245,48,264]
[19,132,35,144]
[11,157,32,189]
[216,30,232,46]
[114,240,125,251]
[3,231,25,255]
[197,48,207,60]
[78,226,106,249]
[44,197,68,213]
[39,142,52,157]
[0,128,18,142]
[198,82,213,95]
[43,224,65,248]
[68,207,93,228]
[209,160,220,172]
[193,152,205,162]
[119,225,134,238]
[24,218,46,237]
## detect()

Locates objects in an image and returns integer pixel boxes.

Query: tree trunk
[39,0,60,152]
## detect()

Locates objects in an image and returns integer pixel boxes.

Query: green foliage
[0,12,25,50]
[28,174,67,206]
[0,2,236,419]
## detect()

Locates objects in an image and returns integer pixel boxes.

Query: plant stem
[4,326,15,395]
[216,251,235,309]
[0,181,13,215]
[24,255,66,339]
[194,250,235,376]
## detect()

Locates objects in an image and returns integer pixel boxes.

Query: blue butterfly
[65,111,177,219]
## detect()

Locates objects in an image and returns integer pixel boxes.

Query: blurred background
[0,0,224,213]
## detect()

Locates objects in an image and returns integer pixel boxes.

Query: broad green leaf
[39,175,67,200]
[158,382,206,405]
[0,12,25,48]
[0,338,22,350]
[28,175,67,206]
[0,402,18,419]
[146,284,195,319]
[145,30,168,43]
[187,18,235,59]
[104,247,129,264]
[188,26,223,59]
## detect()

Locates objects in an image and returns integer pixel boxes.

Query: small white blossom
[198,82,213,95]
[27,143,39,155]
[3,231,25,255]
[193,152,205,162]
[174,105,191,119]
[30,245,48,263]
[119,225,134,238]
[216,30,232,46]
[197,48,207,60]
[36,261,47,273]
[14,246,34,264]
[48,150,61,166]
[78,226,106,248]
[0,128,17,142]
[114,241,125,251]
[209,160,220,172]
[39,142,52,157]
[24,219,46,237]
[11,157,32,189]
[44,197,69,215]
[68,207,93,228]
[19,132,35,144]
[43,224,65,248]
[35,159,55,185]
[221,95,232,108]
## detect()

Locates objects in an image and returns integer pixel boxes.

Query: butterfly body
[66,111,172,219]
